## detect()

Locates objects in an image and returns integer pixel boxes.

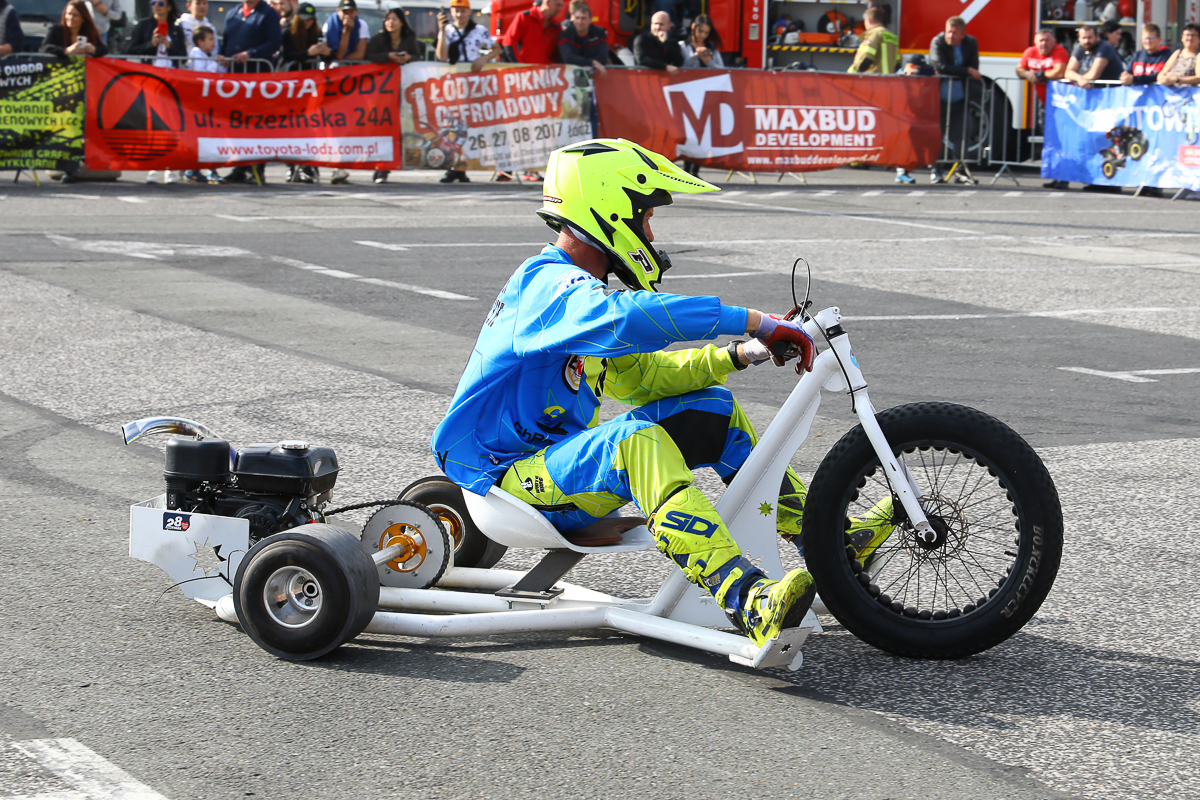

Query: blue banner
[1043,82,1200,190]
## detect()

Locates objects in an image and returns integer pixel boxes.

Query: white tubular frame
[202,306,926,671]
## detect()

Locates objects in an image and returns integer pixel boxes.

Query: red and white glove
[754,314,816,373]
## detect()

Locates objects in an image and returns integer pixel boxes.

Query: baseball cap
[450,0,471,8]
[296,2,315,18]
[338,0,357,11]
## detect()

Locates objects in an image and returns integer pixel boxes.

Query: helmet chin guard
[538,139,719,292]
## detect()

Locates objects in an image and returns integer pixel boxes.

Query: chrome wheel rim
[263,566,322,629]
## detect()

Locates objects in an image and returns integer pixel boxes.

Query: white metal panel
[129,495,250,603]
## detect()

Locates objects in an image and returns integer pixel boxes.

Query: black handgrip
[770,341,795,359]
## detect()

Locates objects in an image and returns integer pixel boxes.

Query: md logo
[658,510,721,537]
[662,74,744,159]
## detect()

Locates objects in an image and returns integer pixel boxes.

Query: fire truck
[489,0,1186,165]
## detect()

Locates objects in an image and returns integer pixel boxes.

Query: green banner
[0,56,85,171]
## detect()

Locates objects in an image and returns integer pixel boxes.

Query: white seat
[462,486,655,553]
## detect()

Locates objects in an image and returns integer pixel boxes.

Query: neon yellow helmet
[538,139,719,292]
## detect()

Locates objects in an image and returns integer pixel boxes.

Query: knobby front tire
[803,403,1063,659]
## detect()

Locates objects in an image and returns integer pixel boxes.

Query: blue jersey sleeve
[511,251,748,358]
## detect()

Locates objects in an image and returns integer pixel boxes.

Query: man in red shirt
[501,0,564,64]
[1017,28,1070,106]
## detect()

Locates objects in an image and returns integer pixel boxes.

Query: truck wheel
[234,524,379,661]
[399,476,508,569]
[1102,160,1117,179]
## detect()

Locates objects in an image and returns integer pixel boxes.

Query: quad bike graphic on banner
[401,62,593,172]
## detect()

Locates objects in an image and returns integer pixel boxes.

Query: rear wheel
[803,403,1062,659]
[234,524,379,661]
[399,477,508,569]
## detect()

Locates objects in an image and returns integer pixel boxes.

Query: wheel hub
[377,523,427,572]
[263,566,322,629]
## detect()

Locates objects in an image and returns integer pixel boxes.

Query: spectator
[222,0,282,72]
[558,0,607,75]
[129,0,185,66]
[322,0,367,62]
[276,0,294,28]
[323,0,368,184]
[1017,28,1070,189]
[1121,23,1171,85]
[187,25,222,71]
[366,6,420,185]
[40,1,107,58]
[680,13,722,69]
[633,10,682,73]
[848,7,895,74]
[0,0,23,57]
[435,0,496,183]
[1158,22,1200,87]
[179,0,218,51]
[222,0,281,183]
[85,0,122,46]
[1065,24,1123,88]
[1017,27,1069,104]
[282,1,325,68]
[435,0,496,72]
[499,0,562,64]
[902,15,978,184]
[184,25,224,185]
[1100,20,1127,71]
[365,6,419,65]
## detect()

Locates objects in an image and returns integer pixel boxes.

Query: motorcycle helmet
[538,139,719,293]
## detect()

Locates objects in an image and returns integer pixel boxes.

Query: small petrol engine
[161,435,340,543]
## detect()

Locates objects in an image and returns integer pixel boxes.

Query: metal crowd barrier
[103,52,277,72]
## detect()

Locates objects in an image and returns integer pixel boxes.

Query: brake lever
[784,300,813,322]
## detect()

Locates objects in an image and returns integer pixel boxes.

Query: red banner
[85,60,401,170]
[596,69,941,172]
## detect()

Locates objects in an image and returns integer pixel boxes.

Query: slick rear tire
[399,476,508,569]
[234,524,379,661]
[802,403,1063,659]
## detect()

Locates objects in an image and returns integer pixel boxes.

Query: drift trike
[126,300,1063,671]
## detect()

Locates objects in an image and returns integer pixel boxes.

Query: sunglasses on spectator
[150,2,167,6]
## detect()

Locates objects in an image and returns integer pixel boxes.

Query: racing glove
[754,314,816,373]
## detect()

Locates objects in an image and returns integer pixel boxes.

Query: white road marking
[3,791,88,800]
[1004,191,1024,197]
[1059,367,1200,383]
[701,195,982,234]
[46,234,251,260]
[355,240,409,251]
[357,240,544,249]
[719,190,745,197]
[813,190,837,196]
[47,193,99,200]
[862,190,884,196]
[270,255,474,300]
[663,271,771,279]
[846,306,1200,322]
[117,197,147,204]
[1048,191,1065,197]
[763,190,794,196]
[907,190,927,197]
[11,738,169,800]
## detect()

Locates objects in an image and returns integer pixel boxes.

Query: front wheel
[803,402,1062,659]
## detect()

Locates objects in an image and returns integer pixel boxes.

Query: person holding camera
[40,0,108,57]
[436,0,497,72]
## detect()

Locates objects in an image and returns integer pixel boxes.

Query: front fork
[805,310,933,543]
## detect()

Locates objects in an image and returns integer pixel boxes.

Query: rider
[431,139,892,646]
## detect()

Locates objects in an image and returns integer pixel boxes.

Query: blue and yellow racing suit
[431,245,806,618]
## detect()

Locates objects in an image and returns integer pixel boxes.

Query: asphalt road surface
[1,166,1198,800]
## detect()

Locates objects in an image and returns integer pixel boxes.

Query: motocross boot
[648,485,745,591]
[846,496,897,564]
[777,470,897,564]
[737,570,817,647]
